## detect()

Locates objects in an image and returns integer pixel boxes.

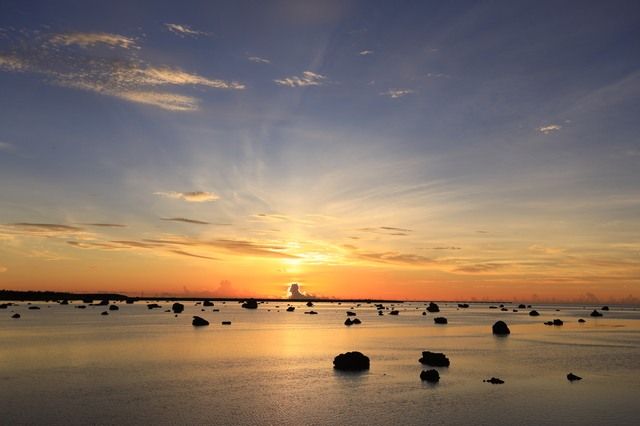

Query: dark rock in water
[333,351,370,371]
[420,369,440,383]
[434,317,448,325]
[590,310,603,317]
[426,302,440,313]
[221,321,231,325]
[484,377,504,384]
[101,311,109,316]
[98,299,109,306]
[529,310,540,316]
[60,300,69,305]
[126,299,135,304]
[518,304,526,309]
[389,310,399,315]
[28,306,40,310]
[192,316,209,326]
[346,311,357,316]
[422,311,426,316]
[527,305,532,308]
[344,318,354,326]
[147,303,161,309]
[512,309,518,312]
[578,318,586,323]
[0,303,8,309]
[567,373,582,381]
[458,303,470,308]
[286,306,295,312]
[499,304,504,308]
[306,301,314,307]
[352,318,362,324]
[305,310,318,315]
[378,311,384,316]
[419,351,450,367]
[553,319,564,326]
[492,320,510,335]
[203,300,214,307]
[212,308,220,312]
[109,305,119,311]
[489,306,498,309]
[242,299,258,309]
[172,302,185,314]
[76,305,87,309]
[544,321,554,325]
[601,306,609,311]
[12,313,21,318]
[500,308,508,312]
[82,298,93,304]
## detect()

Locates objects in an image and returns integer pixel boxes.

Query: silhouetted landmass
[0,290,128,302]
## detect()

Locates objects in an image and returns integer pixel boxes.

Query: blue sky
[0,0,639,301]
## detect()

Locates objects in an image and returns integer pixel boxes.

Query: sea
[1,300,639,425]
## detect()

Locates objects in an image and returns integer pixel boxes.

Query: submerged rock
[192,316,209,326]
[389,310,399,316]
[242,299,258,309]
[590,310,603,317]
[221,321,231,325]
[484,377,504,384]
[147,304,162,310]
[11,313,20,319]
[578,318,586,323]
[544,321,554,326]
[420,369,440,383]
[601,306,609,311]
[28,306,40,310]
[567,373,582,381]
[101,311,109,316]
[433,317,448,325]
[492,320,510,335]
[419,351,450,367]
[76,305,87,309]
[172,303,185,314]
[529,310,540,316]
[333,351,370,371]
[305,311,318,315]
[426,302,440,313]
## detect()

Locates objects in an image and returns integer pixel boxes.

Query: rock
[419,351,450,367]
[378,311,384,316]
[512,309,518,312]
[433,317,448,324]
[458,303,469,308]
[60,300,69,305]
[172,303,185,314]
[492,320,510,335]
[484,377,504,384]
[529,310,540,316]
[203,300,214,307]
[305,311,318,315]
[553,319,564,326]
[109,305,119,311]
[192,316,209,326]
[286,306,295,312]
[601,306,609,311]
[567,373,582,381]
[101,311,109,316]
[28,306,40,310]
[426,302,440,313]
[544,321,553,325]
[98,299,109,306]
[518,304,526,309]
[590,310,603,317]
[147,303,161,309]
[500,308,508,312]
[352,318,361,324]
[578,318,586,323]
[126,299,135,304]
[242,299,258,309]
[344,318,354,326]
[489,306,498,309]
[221,321,231,325]
[422,311,426,316]
[420,369,440,383]
[0,303,8,309]
[306,301,314,307]
[333,351,370,371]
[11,313,20,319]
[346,311,357,316]
[389,310,399,315]
[212,308,220,312]
[76,305,87,309]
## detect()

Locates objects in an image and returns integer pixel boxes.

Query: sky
[0,0,639,302]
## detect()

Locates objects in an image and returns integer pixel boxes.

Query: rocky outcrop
[457,303,469,308]
[492,320,510,335]
[203,300,214,307]
[601,306,609,311]
[221,321,231,325]
[419,351,450,367]
[172,303,185,314]
[590,310,603,317]
[333,351,370,371]
[147,303,162,309]
[109,305,119,311]
[578,318,586,323]
[433,317,448,324]
[529,310,540,316]
[420,369,440,383]
[286,306,295,312]
[306,301,314,307]
[567,373,582,381]
[484,377,504,384]
[553,319,564,326]
[389,310,399,315]
[192,316,209,326]
[242,299,258,309]
[346,311,357,316]
[426,302,440,313]
[11,313,20,319]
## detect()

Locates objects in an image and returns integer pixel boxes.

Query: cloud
[49,32,137,49]
[274,71,326,87]
[154,191,219,202]
[0,141,16,152]
[538,124,562,134]
[142,236,299,259]
[426,72,450,78]
[357,226,412,236]
[82,223,126,228]
[355,250,434,266]
[161,217,211,225]
[0,29,244,111]
[165,23,211,38]
[430,246,462,250]
[2,222,85,237]
[455,263,504,273]
[248,56,270,64]
[170,249,218,260]
[380,89,414,98]
[287,283,314,299]
[66,240,123,250]
[359,50,374,56]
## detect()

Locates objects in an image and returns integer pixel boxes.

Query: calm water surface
[1,301,639,425]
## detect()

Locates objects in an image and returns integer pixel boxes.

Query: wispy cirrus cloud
[0,29,244,111]
[164,23,211,38]
[538,124,562,134]
[357,226,413,236]
[380,89,414,98]
[161,217,211,225]
[274,71,326,87]
[248,56,270,64]
[49,32,137,49]
[1,222,85,237]
[81,223,126,228]
[354,250,434,266]
[154,191,219,202]
[359,50,374,56]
